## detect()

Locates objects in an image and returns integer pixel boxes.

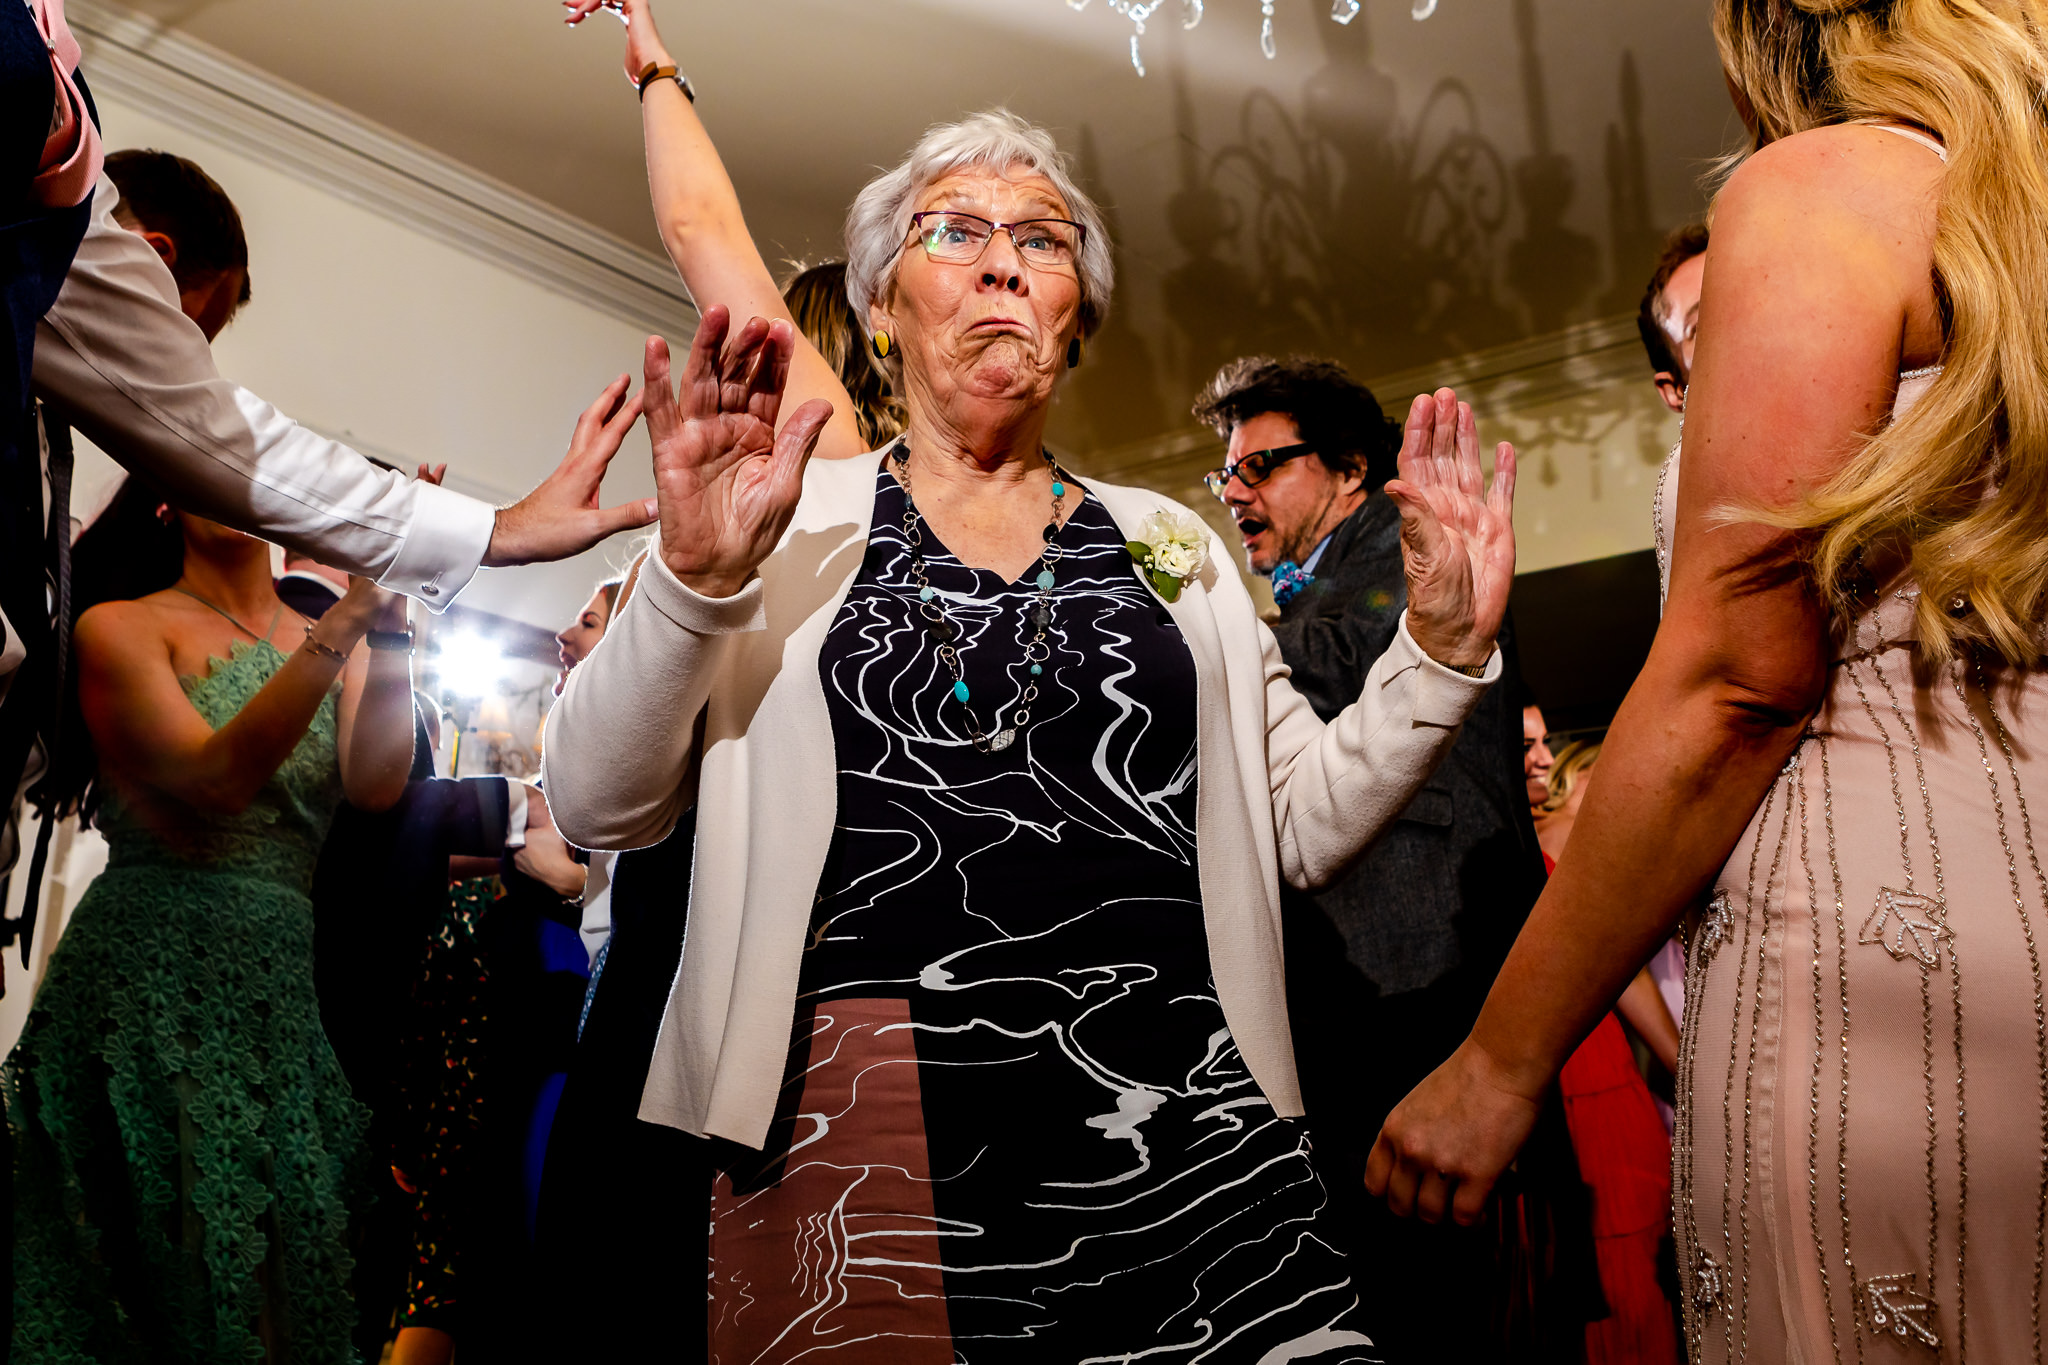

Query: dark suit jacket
[311,756,513,1152]
[1270,497,1591,1360]
[1272,493,1547,1003]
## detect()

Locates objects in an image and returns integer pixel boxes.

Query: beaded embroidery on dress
[1662,348,2048,1362]
[6,641,370,1363]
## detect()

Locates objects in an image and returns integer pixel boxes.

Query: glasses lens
[919,213,994,262]
[1204,469,1230,500]
[1011,219,1081,269]
[1235,452,1275,487]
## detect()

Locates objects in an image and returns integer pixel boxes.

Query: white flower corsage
[1126,509,1211,603]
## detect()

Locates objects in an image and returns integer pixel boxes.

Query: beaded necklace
[889,439,1070,755]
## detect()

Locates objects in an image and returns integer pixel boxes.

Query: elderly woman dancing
[545,110,1515,1362]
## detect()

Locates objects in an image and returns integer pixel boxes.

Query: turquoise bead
[952,679,971,703]
[919,585,935,602]
[1030,663,1042,676]
[1035,569,1055,590]
[1052,481,1065,497]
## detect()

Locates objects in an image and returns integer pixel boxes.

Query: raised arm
[331,584,417,813]
[544,307,833,849]
[563,0,867,459]
[1267,388,1517,883]
[78,578,404,816]
[35,180,656,601]
[1364,126,1947,1227]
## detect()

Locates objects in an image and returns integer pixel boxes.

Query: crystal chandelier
[1069,0,1438,76]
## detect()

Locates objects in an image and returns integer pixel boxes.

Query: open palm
[647,306,834,599]
[1382,389,1518,670]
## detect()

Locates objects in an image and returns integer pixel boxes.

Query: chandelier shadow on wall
[1069,0,1438,76]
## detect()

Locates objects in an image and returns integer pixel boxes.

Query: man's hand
[482,375,658,568]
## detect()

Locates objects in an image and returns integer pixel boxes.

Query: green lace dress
[7,641,372,1363]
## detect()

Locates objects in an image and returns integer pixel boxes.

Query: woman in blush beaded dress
[1371,3,2048,1362]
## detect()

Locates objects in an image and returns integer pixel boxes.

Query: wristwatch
[366,628,415,654]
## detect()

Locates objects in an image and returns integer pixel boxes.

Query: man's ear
[137,229,177,272]
[1653,373,1686,415]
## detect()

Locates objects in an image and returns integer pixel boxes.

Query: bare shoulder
[74,598,172,672]
[1719,125,1942,247]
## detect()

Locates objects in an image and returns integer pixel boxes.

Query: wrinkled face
[874,166,1085,419]
[1220,411,1363,576]
[553,588,612,697]
[1522,705,1555,810]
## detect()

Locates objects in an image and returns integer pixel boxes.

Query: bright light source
[434,632,511,698]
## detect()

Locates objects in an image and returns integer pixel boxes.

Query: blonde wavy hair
[1715,0,2048,665]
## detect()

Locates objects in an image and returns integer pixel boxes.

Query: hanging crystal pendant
[1084,0,1433,76]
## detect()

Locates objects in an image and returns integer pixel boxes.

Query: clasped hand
[1383,389,1517,671]
[644,306,835,599]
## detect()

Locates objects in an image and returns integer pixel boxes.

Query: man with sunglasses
[1193,357,1586,1363]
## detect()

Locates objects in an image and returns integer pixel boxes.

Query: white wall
[76,90,668,636]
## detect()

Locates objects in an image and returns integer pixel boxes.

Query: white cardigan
[543,450,1497,1149]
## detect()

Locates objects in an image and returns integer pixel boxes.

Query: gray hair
[843,109,1114,383]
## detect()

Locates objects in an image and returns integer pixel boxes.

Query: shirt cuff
[378,480,495,614]
[1392,610,1501,728]
[639,551,768,635]
[504,779,530,850]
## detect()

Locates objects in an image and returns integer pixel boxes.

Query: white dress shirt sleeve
[504,779,530,850]
[31,178,495,609]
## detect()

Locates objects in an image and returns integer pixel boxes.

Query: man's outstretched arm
[34,178,656,608]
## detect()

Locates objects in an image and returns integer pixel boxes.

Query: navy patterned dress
[706,467,1378,1363]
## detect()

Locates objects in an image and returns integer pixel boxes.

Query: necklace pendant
[987,728,1016,753]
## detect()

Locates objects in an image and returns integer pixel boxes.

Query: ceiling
[111,0,1739,456]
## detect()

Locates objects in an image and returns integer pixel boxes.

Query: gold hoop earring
[1067,336,1084,370]
[871,331,892,360]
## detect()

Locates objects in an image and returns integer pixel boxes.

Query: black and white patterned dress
[706,467,1378,1363]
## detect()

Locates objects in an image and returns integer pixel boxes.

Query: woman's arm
[332,583,416,813]
[1365,125,1948,1226]
[563,0,865,459]
[78,584,392,816]
[545,313,832,850]
[1267,389,1517,884]
[1617,967,1679,1075]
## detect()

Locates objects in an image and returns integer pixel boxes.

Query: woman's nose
[979,230,1026,290]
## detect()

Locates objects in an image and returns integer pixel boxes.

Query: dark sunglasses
[1204,443,1313,500]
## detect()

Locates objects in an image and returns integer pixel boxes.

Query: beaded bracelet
[301,627,348,664]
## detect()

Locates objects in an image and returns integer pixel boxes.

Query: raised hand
[1382,389,1517,670]
[483,375,656,568]
[561,0,673,83]
[647,305,834,598]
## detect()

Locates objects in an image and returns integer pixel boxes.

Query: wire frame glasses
[1203,443,1314,500]
[908,211,1087,272]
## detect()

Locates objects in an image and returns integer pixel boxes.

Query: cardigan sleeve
[542,552,766,851]
[1264,607,1499,891]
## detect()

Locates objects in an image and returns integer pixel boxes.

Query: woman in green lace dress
[8,476,420,1362]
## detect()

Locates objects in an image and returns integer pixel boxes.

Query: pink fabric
[28,0,101,209]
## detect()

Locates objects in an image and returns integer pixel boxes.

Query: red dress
[1548,852,1681,1365]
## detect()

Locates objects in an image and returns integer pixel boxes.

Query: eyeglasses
[907,211,1086,273]
[1203,443,1314,500]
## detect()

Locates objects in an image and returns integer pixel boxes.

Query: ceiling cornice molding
[68,0,695,342]
[1074,314,1648,488]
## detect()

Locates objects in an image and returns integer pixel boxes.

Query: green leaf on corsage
[1149,570,1184,603]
